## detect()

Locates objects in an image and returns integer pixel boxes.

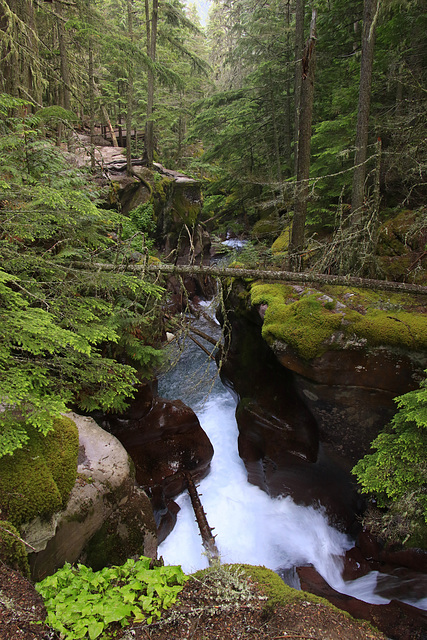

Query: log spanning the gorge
[69,261,427,296]
[183,471,219,564]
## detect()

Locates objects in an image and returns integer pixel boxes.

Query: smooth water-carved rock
[103,391,214,542]
[297,565,427,640]
[248,282,427,465]
[25,413,156,581]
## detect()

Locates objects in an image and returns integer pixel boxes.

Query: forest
[0,1,427,633]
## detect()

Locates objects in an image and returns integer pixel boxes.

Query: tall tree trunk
[145,0,158,168]
[0,0,41,103]
[126,0,134,176]
[293,0,305,175]
[57,1,71,148]
[289,8,317,272]
[269,71,281,184]
[88,41,96,172]
[283,0,292,174]
[23,0,41,106]
[351,0,379,225]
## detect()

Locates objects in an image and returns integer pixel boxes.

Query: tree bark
[289,7,317,271]
[283,0,292,173]
[351,0,379,225]
[293,0,305,175]
[145,0,158,168]
[269,71,281,184]
[88,41,96,172]
[57,1,71,148]
[69,261,427,296]
[126,0,134,175]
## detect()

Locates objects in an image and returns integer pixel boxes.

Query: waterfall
[157,301,427,612]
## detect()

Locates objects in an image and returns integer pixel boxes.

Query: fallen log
[183,471,219,564]
[69,261,427,296]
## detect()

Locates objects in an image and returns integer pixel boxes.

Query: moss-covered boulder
[22,413,157,581]
[0,415,78,527]
[0,520,30,578]
[250,282,427,463]
[251,283,427,362]
[271,226,291,255]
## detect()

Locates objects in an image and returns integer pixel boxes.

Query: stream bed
[157,301,427,612]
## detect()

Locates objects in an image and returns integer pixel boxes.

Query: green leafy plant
[36,556,188,639]
[352,370,427,545]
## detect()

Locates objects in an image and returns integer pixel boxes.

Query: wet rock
[105,395,214,538]
[220,306,361,531]
[285,346,420,465]
[379,547,427,574]
[342,546,374,580]
[297,565,427,640]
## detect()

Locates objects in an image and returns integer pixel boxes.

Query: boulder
[249,282,427,466]
[23,413,157,581]
[101,392,214,543]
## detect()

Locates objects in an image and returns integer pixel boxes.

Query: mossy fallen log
[69,261,427,296]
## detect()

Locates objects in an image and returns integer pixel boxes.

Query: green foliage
[36,556,188,639]
[353,372,427,546]
[0,520,30,578]
[122,203,156,253]
[0,97,165,457]
[0,416,78,525]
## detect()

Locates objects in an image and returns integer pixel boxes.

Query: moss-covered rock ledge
[250,282,427,464]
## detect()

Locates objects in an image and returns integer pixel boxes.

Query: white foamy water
[159,387,351,585]
[158,315,427,611]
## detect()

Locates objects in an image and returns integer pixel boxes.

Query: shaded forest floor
[0,562,387,640]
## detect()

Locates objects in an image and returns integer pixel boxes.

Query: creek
[157,299,427,613]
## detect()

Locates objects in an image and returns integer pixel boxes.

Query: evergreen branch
[160,33,211,76]
[161,0,202,33]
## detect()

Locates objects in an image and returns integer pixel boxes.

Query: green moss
[251,283,427,360]
[0,416,79,527]
[192,564,348,617]
[254,289,344,360]
[0,520,30,578]
[251,214,280,241]
[240,565,332,609]
[271,227,291,255]
[347,308,427,349]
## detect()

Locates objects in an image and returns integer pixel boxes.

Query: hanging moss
[0,520,30,578]
[0,416,79,527]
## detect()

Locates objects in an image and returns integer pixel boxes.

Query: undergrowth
[35,556,187,639]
